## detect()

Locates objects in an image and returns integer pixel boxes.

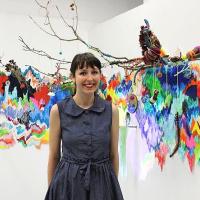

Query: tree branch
[20,0,132,65]
[19,36,71,64]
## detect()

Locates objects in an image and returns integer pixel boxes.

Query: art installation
[0,0,199,179]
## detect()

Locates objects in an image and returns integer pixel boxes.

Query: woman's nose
[86,73,94,80]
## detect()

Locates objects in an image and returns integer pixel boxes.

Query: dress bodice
[57,94,112,161]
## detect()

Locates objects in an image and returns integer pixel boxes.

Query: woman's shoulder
[55,96,72,114]
[97,94,119,116]
[50,104,59,119]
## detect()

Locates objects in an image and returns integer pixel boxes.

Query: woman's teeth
[84,84,94,88]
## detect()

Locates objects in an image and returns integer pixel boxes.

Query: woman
[45,52,124,200]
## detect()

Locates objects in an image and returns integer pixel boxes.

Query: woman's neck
[73,93,95,109]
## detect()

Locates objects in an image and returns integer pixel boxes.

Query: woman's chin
[82,88,97,94]
[82,86,97,92]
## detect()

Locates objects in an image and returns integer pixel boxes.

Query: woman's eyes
[80,72,87,75]
[92,71,99,74]
[80,71,99,75]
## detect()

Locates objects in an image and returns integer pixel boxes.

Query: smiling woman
[45,52,124,200]
[70,52,102,101]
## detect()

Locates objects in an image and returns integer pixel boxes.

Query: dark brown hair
[70,52,101,76]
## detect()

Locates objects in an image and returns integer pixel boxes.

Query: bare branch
[55,5,78,41]
[29,15,55,37]
[55,2,131,62]
[19,36,71,64]
[29,15,78,42]
[21,0,138,67]
[32,0,78,42]
[73,0,78,32]
[35,0,46,9]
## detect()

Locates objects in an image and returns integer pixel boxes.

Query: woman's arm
[47,104,61,186]
[110,103,120,178]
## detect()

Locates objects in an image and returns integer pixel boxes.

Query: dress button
[87,140,92,146]
[86,151,92,156]
[84,110,89,114]
[84,130,90,135]
[83,121,89,125]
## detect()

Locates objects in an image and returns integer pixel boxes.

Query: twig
[21,0,132,64]
[19,36,71,64]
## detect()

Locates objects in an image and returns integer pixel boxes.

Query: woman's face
[72,65,101,95]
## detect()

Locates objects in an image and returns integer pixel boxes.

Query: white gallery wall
[89,0,200,200]
[0,0,200,200]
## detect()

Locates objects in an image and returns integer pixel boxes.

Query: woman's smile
[83,83,96,89]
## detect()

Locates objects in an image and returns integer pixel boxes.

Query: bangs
[77,54,101,70]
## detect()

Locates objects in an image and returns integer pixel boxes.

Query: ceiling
[0,0,143,23]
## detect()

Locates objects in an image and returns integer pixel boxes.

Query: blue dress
[45,94,124,200]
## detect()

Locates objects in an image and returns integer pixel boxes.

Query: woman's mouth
[83,84,95,89]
